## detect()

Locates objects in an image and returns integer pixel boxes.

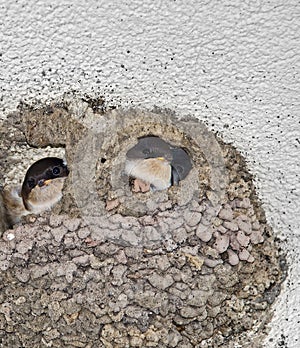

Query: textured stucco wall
[0,0,299,346]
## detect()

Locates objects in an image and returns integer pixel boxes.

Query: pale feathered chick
[125,136,192,191]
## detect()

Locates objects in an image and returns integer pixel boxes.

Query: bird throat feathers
[25,177,66,214]
[125,158,171,190]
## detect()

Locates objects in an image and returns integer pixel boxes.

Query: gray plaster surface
[0,0,299,347]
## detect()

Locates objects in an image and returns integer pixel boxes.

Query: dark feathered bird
[0,157,69,232]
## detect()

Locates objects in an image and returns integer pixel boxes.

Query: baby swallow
[125,136,192,191]
[169,147,192,185]
[1,157,69,230]
[21,157,69,213]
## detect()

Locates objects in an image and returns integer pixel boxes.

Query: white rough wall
[0,0,299,346]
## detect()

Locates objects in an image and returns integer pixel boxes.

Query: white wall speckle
[0,0,299,346]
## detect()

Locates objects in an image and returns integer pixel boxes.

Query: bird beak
[38,179,45,187]
[156,157,165,161]
[38,179,52,187]
[171,166,180,186]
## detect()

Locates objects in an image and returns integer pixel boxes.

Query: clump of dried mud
[0,99,286,348]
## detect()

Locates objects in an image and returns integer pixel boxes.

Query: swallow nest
[0,99,285,348]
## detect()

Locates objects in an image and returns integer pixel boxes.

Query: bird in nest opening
[125,136,192,192]
[0,157,69,232]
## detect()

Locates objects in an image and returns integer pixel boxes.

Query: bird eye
[142,148,151,155]
[27,178,35,189]
[52,167,60,175]
[176,165,184,174]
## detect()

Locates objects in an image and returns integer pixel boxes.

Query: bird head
[126,136,173,162]
[21,157,69,211]
[170,147,192,183]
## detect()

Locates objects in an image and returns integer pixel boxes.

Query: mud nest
[0,99,286,348]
